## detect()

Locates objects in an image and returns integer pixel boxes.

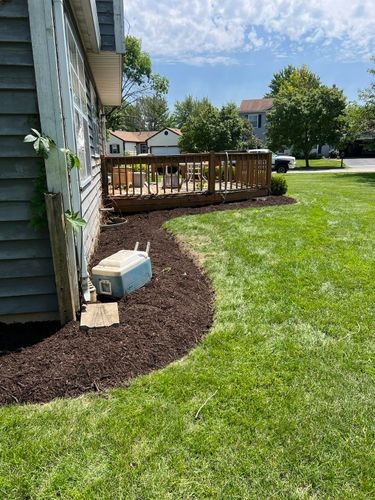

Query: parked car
[247,149,296,173]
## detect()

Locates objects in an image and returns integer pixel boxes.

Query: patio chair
[186,162,208,183]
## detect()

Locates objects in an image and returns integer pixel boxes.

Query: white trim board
[27,0,80,311]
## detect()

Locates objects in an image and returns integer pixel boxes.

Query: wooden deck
[102,152,272,213]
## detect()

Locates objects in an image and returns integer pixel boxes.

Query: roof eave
[87,52,122,106]
[69,0,101,53]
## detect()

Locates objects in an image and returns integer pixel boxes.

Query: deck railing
[101,152,271,212]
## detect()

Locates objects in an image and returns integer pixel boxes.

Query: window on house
[66,21,91,181]
[90,83,100,156]
[248,114,258,128]
[140,143,148,154]
[258,114,262,128]
[110,144,120,154]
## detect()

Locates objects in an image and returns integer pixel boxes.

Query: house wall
[63,12,104,264]
[125,141,137,155]
[96,0,116,51]
[0,0,58,322]
[107,134,123,155]
[107,136,139,156]
[240,112,268,143]
[147,129,181,154]
[81,81,104,262]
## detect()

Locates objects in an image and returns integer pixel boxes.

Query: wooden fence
[101,152,272,213]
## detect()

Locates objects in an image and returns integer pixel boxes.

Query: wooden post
[45,193,76,325]
[208,152,216,193]
[266,152,272,191]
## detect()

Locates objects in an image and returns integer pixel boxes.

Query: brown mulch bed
[0,196,295,405]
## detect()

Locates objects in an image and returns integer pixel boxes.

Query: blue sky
[125,0,374,109]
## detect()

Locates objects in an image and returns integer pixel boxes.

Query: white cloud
[124,0,375,64]
[157,55,239,66]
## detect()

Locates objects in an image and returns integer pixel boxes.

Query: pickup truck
[247,149,296,173]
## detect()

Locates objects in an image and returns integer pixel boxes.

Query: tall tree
[264,65,297,97]
[267,66,346,168]
[173,96,199,128]
[106,36,169,130]
[123,96,173,131]
[179,100,221,152]
[336,103,366,162]
[359,57,375,134]
[179,100,260,152]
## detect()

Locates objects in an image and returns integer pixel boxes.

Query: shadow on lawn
[295,166,346,171]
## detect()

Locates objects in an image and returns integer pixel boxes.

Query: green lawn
[1,173,375,498]
[295,158,344,169]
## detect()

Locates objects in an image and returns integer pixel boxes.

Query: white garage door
[151,146,180,155]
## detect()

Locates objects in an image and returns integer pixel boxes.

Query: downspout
[52,0,90,302]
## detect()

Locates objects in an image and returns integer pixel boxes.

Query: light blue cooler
[92,245,152,299]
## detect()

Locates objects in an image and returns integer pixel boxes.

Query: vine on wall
[24,129,86,231]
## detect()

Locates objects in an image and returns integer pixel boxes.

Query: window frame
[65,19,92,183]
[89,82,101,157]
[110,143,120,154]
[248,114,258,128]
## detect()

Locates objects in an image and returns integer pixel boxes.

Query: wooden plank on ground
[80,303,119,330]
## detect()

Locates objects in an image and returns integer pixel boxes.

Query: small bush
[291,148,304,159]
[270,174,288,196]
[309,151,323,160]
[329,149,338,158]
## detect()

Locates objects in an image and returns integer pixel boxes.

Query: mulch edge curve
[0,196,296,405]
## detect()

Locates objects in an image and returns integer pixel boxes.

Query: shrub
[270,174,288,196]
[329,149,338,158]
[309,151,323,160]
[291,148,304,159]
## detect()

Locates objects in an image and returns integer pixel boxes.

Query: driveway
[291,158,375,174]
[344,158,375,169]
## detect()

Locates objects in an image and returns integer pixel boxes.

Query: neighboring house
[107,128,182,156]
[108,131,156,155]
[239,98,331,156]
[344,131,375,157]
[239,98,274,143]
[147,128,182,155]
[0,0,124,324]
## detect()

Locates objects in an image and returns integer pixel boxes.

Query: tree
[106,36,169,130]
[359,57,375,135]
[336,103,366,164]
[264,65,297,97]
[122,96,174,131]
[179,100,261,152]
[179,100,221,152]
[218,103,262,150]
[267,66,346,168]
[173,96,199,128]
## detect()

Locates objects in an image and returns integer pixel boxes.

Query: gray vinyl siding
[96,0,116,51]
[81,76,103,261]
[0,1,58,321]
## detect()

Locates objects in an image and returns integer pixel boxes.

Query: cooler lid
[92,250,149,276]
